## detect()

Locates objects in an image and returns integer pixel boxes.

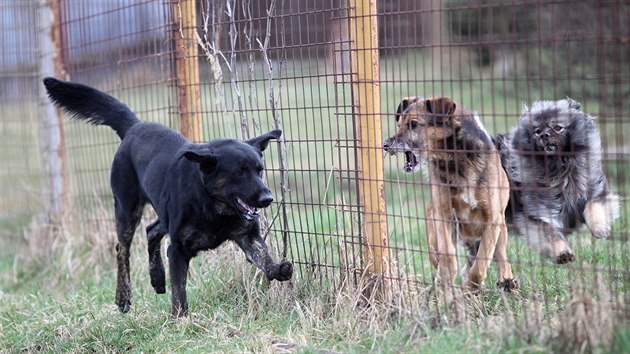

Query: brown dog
[383,97,517,297]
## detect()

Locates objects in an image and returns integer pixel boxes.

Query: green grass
[1,210,628,352]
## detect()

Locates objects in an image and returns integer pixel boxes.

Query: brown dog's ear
[395,96,421,122]
[425,97,457,125]
[425,97,456,116]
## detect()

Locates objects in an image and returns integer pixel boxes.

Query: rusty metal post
[37,0,67,224]
[172,0,202,142]
[349,0,390,280]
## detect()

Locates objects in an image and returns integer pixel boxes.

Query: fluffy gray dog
[495,98,620,263]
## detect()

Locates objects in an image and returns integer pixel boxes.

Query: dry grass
[557,276,624,353]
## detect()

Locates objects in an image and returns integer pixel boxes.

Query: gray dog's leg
[584,194,621,239]
[514,214,575,264]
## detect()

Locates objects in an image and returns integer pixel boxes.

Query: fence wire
[1,0,628,327]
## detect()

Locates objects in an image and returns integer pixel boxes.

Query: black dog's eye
[256,164,264,176]
[236,165,247,177]
[533,127,541,134]
[554,126,564,133]
[409,120,419,129]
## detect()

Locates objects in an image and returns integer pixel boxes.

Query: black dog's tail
[43,77,140,140]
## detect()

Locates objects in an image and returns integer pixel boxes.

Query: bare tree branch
[197,0,225,112]
[226,0,249,139]
[242,0,260,132]
[257,0,290,259]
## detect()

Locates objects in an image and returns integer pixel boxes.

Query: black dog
[43,78,293,317]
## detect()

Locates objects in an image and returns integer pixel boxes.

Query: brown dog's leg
[493,221,517,292]
[425,203,439,269]
[465,219,501,292]
[428,207,457,296]
[234,231,293,282]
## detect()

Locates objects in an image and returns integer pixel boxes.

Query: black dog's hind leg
[167,244,192,318]
[114,198,144,313]
[234,228,293,282]
[147,220,167,294]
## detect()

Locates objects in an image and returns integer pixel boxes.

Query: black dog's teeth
[237,197,259,220]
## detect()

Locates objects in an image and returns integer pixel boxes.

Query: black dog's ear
[566,97,581,110]
[395,96,421,122]
[425,97,457,125]
[246,129,282,152]
[179,146,219,174]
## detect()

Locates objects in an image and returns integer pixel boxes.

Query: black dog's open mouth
[543,143,557,152]
[403,151,420,173]
[235,197,260,221]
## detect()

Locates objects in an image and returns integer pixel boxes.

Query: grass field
[1,50,629,352]
[1,227,629,352]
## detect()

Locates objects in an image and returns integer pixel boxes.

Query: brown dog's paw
[555,251,576,264]
[497,278,518,292]
[463,279,482,294]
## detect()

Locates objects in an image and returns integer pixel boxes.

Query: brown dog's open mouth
[235,197,260,221]
[404,151,420,173]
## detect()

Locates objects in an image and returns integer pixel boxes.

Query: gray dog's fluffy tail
[43,77,140,139]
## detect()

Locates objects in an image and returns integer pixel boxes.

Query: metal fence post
[349,0,390,284]
[37,0,67,224]
[172,0,202,142]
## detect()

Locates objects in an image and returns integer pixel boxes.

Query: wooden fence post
[37,0,67,224]
[172,0,202,142]
[348,0,390,288]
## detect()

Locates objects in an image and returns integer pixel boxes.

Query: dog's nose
[542,132,550,139]
[383,140,391,151]
[258,192,274,207]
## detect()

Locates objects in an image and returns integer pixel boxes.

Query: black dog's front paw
[267,261,293,281]
[276,261,293,281]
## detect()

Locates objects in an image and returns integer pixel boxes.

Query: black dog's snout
[383,139,391,151]
[258,192,274,207]
[541,132,550,139]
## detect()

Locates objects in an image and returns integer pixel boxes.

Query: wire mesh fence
[1,0,628,335]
